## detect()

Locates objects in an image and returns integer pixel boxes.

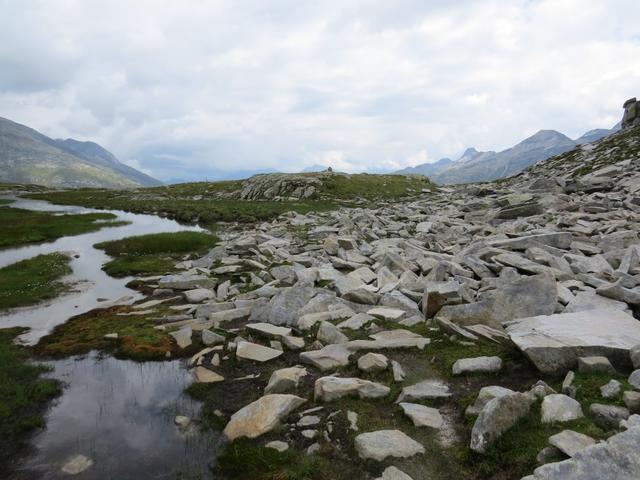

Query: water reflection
[14,354,220,480]
[0,196,203,344]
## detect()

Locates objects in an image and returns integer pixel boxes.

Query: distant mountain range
[0,117,161,188]
[396,125,620,184]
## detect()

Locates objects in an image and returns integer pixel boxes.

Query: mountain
[394,157,453,176]
[430,130,578,185]
[574,124,620,145]
[0,117,161,188]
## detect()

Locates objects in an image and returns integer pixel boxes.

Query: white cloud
[0,0,639,181]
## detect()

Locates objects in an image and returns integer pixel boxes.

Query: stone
[465,386,514,417]
[396,379,451,403]
[159,274,215,290]
[630,369,640,390]
[337,313,375,330]
[61,454,93,475]
[169,326,192,349]
[298,415,321,427]
[347,410,358,431]
[265,367,308,394]
[223,394,306,441]
[246,322,292,339]
[357,353,389,372]
[174,415,191,428]
[532,426,640,479]
[377,466,414,480]
[314,376,390,402]
[391,360,406,382]
[236,341,283,362]
[548,430,596,457]
[562,370,576,397]
[505,309,640,375]
[399,403,444,429]
[367,307,406,321]
[299,344,352,371]
[184,288,215,303]
[194,366,224,383]
[589,403,630,430]
[541,394,584,423]
[317,321,349,345]
[600,380,622,399]
[436,273,557,329]
[422,280,463,318]
[354,430,425,461]
[265,440,289,452]
[452,356,502,375]
[202,329,225,346]
[564,291,630,313]
[623,391,640,413]
[631,344,640,369]
[578,356,616,374]
[470,392,533,453]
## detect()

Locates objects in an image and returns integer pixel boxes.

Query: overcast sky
[1,0,639,181]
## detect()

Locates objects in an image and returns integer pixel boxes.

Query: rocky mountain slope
[87,111,640,479]
[0,117,161,188]
[400,126,619,185]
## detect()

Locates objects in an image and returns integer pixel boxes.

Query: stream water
[0,196,222,480]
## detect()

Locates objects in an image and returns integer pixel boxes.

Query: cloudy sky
[1,0,639,182]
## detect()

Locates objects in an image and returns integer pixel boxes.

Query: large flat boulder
[505,309,640,375]
[436,273,557,328]
[223,394,306,441]
[314,376,390,402]
[531,426,640,479]
[354,430,425,461]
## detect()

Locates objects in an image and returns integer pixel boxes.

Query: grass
[0,253,72,311]
[94,231,219,277]
[0,327,62,474]
[0,204,128,249]
[34,307,182,360]
[318,173,435,200]
[27,189,340,226]
[216,440,355,480]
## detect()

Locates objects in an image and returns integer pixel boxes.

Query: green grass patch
[319,173,435,199]
[94,231,219,277]
[0,327,62,473]
[0,199,13,206]
[0,205,127,249]
[217,439,358,480]
[34,307,180,360]
[0,253,72,311]
[464,401,606,479]
[27,189,339,226]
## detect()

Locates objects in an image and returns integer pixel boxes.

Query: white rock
[236,341,283,362]
[194,366,224,383]
[223,394,306,441]
[541,394,584,423]
[61,454,93,475]
[354,430,425,461]
[549,430,596,457]
[399,403,444,429]
[314,376,390,402]
[396,379,451,403]
[265,440,289,452]
[452,356,502,375]
[265,367,308,394]
[357,353,389,372]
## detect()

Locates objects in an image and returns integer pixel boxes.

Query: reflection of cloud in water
[20,353,221,479]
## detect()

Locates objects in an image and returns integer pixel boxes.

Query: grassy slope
[0,204,128,249]
[94,231,219,277]
[0,253,72,311]
[0,327,62,475]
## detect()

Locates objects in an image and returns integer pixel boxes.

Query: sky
[1,0,639,182]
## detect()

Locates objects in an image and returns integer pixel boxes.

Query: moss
[216,439,360,480]
[34,307,181,360]
[464,401,607,479]
[572,372,632,408]
[0,327,62,474]
[0,253,72,311]
[94,231,219,277]
[0,205,127,249]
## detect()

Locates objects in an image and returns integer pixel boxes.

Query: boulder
[202,329,226,346]
[236,341,283,362]
[314,376,390,402]
[265,367,307,394]
[61,454,93,475]
[436,273,557,328]
[396,379,451,403]
[399,403,444,429]
[541,394,584,423]
[357,353,389,372]
[465,386,514,417]
[548,430,596,457]
[531,426,640,479]
[317,321,349,345]
[505,309,640,375]
[601,380,622,399]
[193,366,224,383]
[470,392,533,453]
[589,403,630,430]
[223,394,306,441]
[184,288,215,303]
[376,466,414,480]
[578,356,616,374]
[354,430,425,461]
[169,326,192,349]
[452,356,502,375]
